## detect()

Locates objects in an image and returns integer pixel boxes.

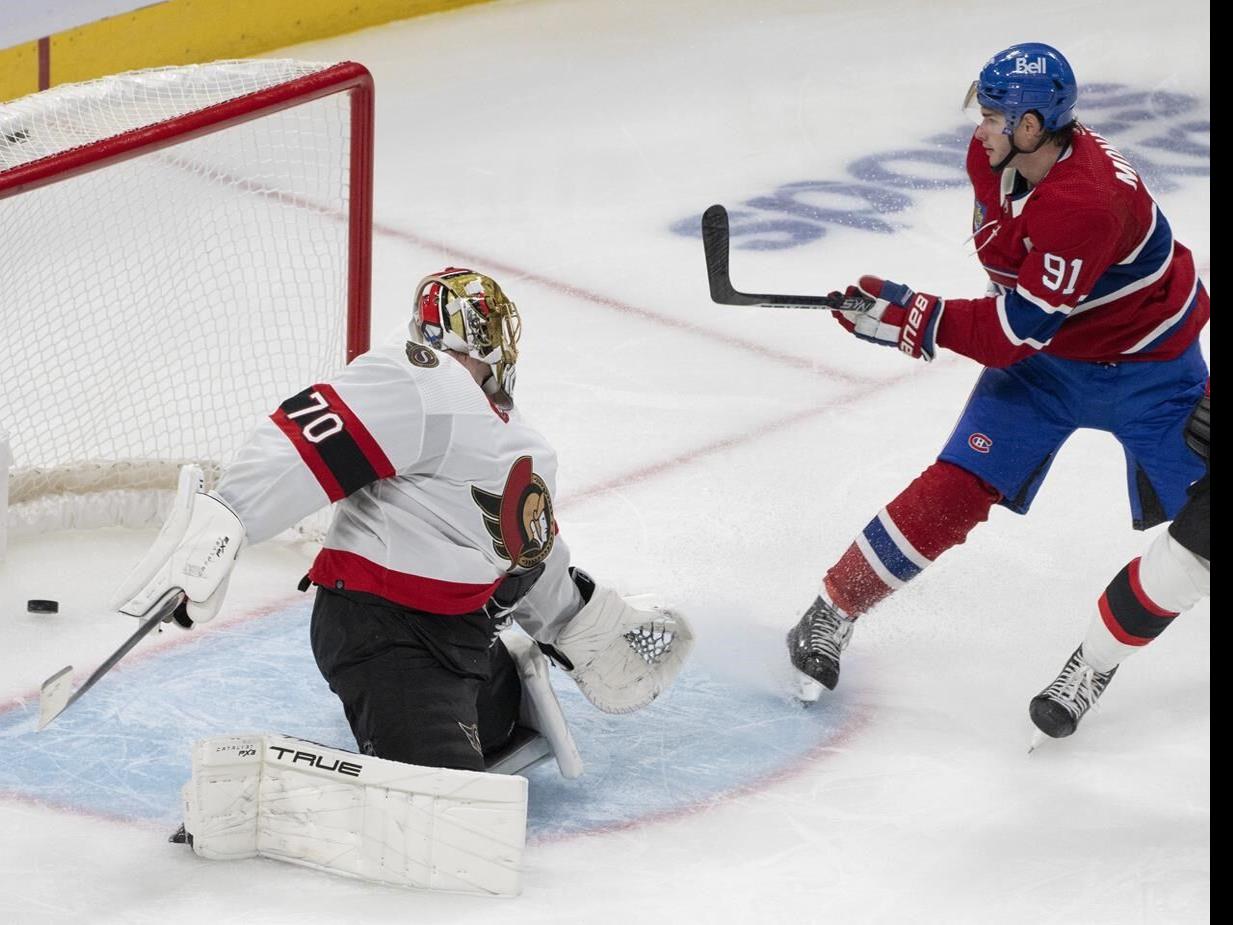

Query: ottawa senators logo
[405,341,440,368]
[471,456,555,568]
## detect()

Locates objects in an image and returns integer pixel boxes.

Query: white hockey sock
[1082,532,1209,673]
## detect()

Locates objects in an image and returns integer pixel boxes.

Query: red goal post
[1,60,374,543]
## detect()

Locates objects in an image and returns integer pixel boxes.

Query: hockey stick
[38,589,186,731]
[701,204,845,310]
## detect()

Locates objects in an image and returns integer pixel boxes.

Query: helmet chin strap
[991,121,1048,173]
[991,143,1019,173]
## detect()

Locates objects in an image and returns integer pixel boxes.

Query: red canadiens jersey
[938,128,1208,367]
[215,342,583,633]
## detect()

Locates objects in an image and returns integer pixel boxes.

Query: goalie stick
[38,589,186,731]
[701,203,849,310]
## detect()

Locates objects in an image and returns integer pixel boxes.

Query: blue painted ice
[0,601,844,838]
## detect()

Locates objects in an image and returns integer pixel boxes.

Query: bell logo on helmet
[969,42,1078,134]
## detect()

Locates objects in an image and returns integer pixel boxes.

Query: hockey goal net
[0,60,372,542]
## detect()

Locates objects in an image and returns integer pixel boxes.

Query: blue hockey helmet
[965,43,1077,133]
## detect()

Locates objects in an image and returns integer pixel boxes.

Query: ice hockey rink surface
[0,0,1209,921]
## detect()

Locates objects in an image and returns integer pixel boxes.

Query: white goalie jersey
[215,341,583,636]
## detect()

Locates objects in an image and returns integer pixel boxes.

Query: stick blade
[701,202,729,234]
[701,203,750,305]
[38,666,75,731]
[700,202,841,309]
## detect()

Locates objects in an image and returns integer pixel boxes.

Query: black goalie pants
[309,586,522,772]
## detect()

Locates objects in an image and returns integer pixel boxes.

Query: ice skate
[786,595,854,700]
[1028,646,1118,749]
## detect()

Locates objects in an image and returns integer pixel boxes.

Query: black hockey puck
[27,599,59,614]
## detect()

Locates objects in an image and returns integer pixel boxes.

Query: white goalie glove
[540,569,694,715]
[111,464,245,628]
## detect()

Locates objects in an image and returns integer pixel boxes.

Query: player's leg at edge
[1029,394,1209,750]
[1028,485,1209,751]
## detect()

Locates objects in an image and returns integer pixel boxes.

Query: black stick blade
[700,203,843,310]
[702,204,750,304]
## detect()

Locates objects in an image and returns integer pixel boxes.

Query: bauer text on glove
[832,275,943,361]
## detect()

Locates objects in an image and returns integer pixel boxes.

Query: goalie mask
[412,268,521,398]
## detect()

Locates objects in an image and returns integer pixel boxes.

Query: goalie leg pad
[182,734,528,897]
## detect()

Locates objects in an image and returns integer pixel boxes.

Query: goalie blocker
[110,464,243,627]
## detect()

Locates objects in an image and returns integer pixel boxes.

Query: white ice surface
[0,0,1209,922]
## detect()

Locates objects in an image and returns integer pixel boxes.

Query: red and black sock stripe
[272,384,394,501]
[1098,557,1179,647]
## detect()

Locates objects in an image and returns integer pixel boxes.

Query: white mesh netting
[1,60,363,537]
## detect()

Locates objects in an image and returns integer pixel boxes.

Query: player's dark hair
[1029,111,1076,148]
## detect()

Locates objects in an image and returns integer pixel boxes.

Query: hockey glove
[832,275,943,361]
[538,569,694,715]
[111,465,245,628]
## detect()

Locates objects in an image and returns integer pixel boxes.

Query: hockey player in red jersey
[1029,390,1208,742]
[115,268,693,773]
[787,43,1209,703]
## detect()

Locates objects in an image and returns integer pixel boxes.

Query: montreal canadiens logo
[968,432,993,453]
[405,341,440,368]
[471,456,555,568]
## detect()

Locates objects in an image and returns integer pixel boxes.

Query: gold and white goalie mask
[412,267,521,399]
